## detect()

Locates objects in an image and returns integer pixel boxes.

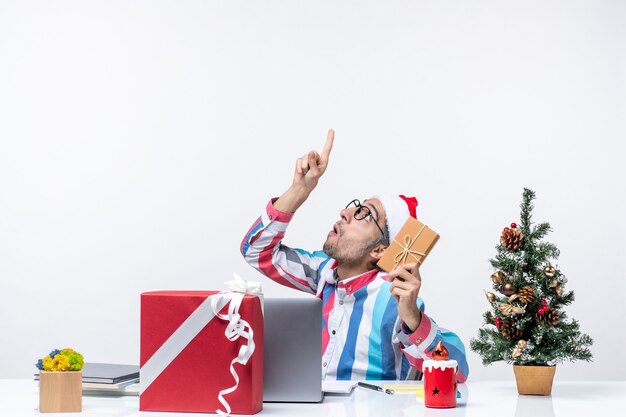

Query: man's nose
[339,207,353,222]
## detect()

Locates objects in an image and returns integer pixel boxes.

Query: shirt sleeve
[392,301,469,383]
[240,198,330,295]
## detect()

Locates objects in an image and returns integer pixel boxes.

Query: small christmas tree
[471,188,593,366]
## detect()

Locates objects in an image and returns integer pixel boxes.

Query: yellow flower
[51,354,70,371]
[42,356,54,371]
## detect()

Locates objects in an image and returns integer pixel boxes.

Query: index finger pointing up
[321,129,334,160]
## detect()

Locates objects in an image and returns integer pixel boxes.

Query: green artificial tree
[471,188,593,367]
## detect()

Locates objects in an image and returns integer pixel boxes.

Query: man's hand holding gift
[388,262,423,332]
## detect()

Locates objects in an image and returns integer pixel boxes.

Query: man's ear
[369,244,387,261]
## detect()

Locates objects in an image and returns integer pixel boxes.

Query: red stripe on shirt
[257,233,312,291]
[321,289,336,354]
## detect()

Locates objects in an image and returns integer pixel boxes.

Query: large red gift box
[140,291,263,414]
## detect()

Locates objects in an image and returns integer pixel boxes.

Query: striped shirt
[240,199,469,382]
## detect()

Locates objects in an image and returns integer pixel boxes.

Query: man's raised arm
[273,129,334,213]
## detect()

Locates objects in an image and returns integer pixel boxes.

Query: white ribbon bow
[211,274,263,416]
[225,272,263,296]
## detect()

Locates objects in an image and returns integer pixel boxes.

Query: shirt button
[332,330,336,335]
[339,300,344,305]
[323,362,328,367]
[269,215,273,220]
[415,338,421,344]
[347,286,352,292]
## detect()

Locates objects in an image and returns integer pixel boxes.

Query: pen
[357,382,394,395]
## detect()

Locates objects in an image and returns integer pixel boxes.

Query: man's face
[323,198,387,264]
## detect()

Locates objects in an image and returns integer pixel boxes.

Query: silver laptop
[263,297,323,403]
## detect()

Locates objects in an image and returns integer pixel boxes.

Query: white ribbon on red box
[140,273,263,416]
[213,274,263,416]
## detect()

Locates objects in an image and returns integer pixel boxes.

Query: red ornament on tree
[495,317,502,328]
[538,306,550,315]
[503,227,509,232]
[510,223,517,228]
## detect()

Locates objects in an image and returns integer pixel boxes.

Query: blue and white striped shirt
[240,199,469,382]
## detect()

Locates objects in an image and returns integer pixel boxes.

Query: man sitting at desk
[240,130,468,382]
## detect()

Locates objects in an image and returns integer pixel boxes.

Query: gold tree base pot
[513,364,556,396]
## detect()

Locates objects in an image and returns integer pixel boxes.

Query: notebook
[263,297,323,403]
[322,380,358,394]
[79,363,139,384]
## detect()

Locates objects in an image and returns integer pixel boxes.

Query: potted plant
[470,189,593,395]
[36,348,84,412]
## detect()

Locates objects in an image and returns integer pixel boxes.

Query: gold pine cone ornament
[516,286,535,304]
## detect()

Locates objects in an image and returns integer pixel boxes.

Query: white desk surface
[0,379,624,417]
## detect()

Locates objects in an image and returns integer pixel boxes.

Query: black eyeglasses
[345,199,386,240]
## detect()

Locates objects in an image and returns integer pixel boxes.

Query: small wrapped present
[140,276,263,415]
[377,217,439,272]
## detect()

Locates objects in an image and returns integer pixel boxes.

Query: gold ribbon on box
[392,224,427,270]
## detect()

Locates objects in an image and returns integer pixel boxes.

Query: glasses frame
[345,199,387,240]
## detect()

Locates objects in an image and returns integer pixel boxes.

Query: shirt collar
[330,268,380,296]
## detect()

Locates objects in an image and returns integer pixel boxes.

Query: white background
[1,0,624,381]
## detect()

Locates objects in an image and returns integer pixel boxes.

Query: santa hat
[375,195,419,241]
